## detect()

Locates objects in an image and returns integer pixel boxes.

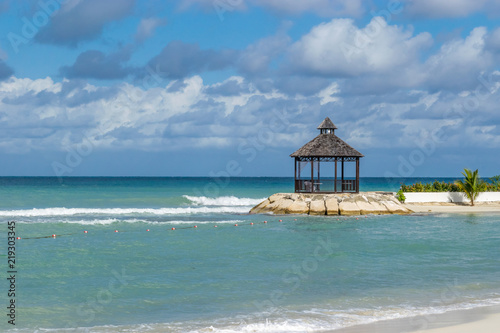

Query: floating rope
[14,220,284,240]
[14,216,368,240]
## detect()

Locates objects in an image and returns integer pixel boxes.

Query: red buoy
[52,234,56,238]
[84,230,88,234]
[146,229,150,232]
[279,219,282,222]
[194,225,198,228]
[234,224,238,226]
[114,230,119,233]
[171,227,176,230]
[264,221,267,223]
[214,225,218,228]
[250,222,254,225]
[16,237,21,240]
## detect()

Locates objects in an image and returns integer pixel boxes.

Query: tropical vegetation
[400,180,460,192]
[399,174,500,193]
[455,169,487,206]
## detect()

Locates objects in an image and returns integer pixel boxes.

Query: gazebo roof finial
[317,117,337,134]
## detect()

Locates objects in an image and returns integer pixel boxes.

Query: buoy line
[13,220,280,240]
[13,216,369,240]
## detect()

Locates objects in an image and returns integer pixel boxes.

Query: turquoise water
[1,177,499,332]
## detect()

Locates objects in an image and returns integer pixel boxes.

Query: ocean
[1,177,500,332]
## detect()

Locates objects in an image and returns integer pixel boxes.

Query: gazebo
[290,117,364,193]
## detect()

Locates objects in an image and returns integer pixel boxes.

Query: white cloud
[285,19,500,93]
[403,0,500,18]
[424,27,493,90]
[252,0,363,17]
[287,17,432,77]
[317,83,339,105]
[238,27,291,75]
[134,17,167,43]
[3,65,500,157]
[179,0,363,17]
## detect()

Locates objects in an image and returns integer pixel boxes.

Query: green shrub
[399,172,500,194]
[396,189,406,203]
[488,175,500,191]
[399,180,460,192]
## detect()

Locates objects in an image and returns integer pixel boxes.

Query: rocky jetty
[249,192,412,215]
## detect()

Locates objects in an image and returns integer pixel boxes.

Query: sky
[0,0,500,178]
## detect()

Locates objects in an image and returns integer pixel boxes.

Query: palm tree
[455,169,486,206]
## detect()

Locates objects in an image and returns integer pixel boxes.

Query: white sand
[330,305,500,333]
[405,202,500,214]
[421,312,500,333]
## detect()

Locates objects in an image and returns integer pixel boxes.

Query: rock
[381,200,412,214]
[286,200,309,214]
[249,192,412,216]
[355,199,378,215]
[266,199,285,211]
[325,198,339,215]
[269,193,286,203]
[356,196,390,215]
[365,197,390,214]
[309,200,326,215]
[249,199,270,214]
[272,199,295,214]
[339,199,361,216]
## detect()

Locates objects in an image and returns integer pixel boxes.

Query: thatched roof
[290,134,364,158]
[317,117,337,129]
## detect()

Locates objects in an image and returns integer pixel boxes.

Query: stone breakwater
[249,192,413,215]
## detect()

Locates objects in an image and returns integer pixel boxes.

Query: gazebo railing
[295,179,357,193]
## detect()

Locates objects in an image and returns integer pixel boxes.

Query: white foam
[16,219,244,225]
[0,206,251,217]
[183,195,265,207]
[9,296,500,333]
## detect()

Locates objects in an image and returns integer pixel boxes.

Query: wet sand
[331,305,500,333]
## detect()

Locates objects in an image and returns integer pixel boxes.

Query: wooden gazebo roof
[290,134,363,157]
[317,117,337,130]
[290,117,363,157]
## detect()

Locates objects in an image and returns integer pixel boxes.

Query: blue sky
[1,0,500,177]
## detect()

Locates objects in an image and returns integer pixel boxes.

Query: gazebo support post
[341,157,344,192]
[310,159,314,193]
[356,157,360,193]
[334,158,337,193]
[294,158,297,192]
[318,160,320,182]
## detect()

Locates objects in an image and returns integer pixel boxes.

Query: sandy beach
[405,202,500,214]
[331,305,500,333]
